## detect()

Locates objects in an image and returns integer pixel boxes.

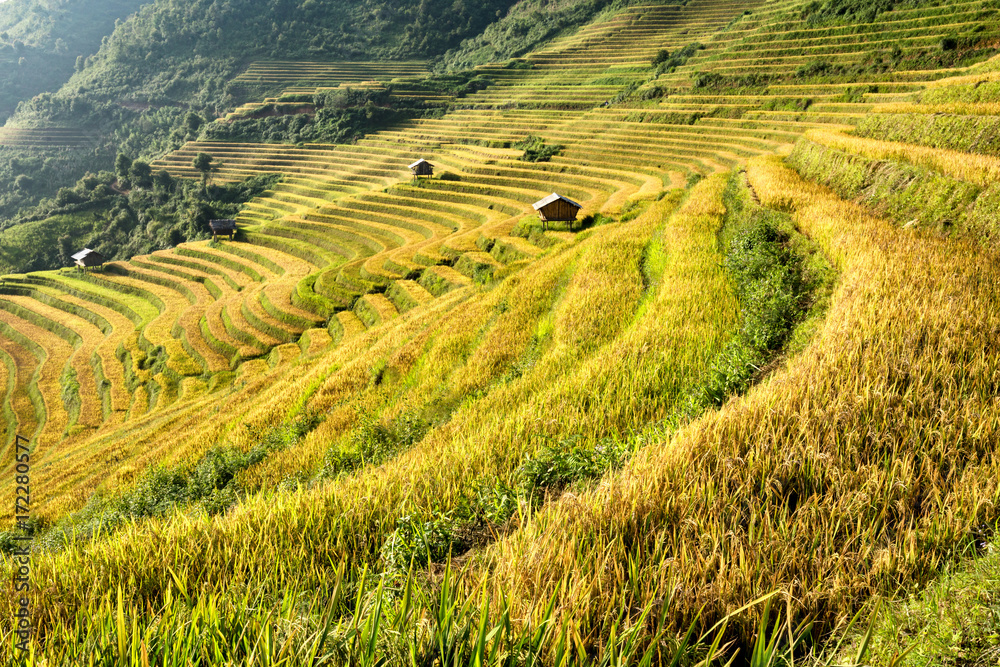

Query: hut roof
[209,219,237,233]
[532,193,582,211]
[408,158,433,169]
[72,248,105,266]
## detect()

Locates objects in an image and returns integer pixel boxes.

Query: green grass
[830,539,1000,666]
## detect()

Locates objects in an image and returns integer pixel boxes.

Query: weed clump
[380,511,466,571]
[513,135,563,162]
[320,411,430,478]
[651,42,701,75]
[379,436,631,572]
[517,436,630,506]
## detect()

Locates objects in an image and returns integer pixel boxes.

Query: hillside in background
[0,0,151,123]
[0,0,533,261]
[3,0,1000,663]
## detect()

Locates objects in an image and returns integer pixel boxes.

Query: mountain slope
[1,0,1000,662]
[0,0,151,122]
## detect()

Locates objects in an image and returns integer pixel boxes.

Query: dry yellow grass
[0,182,744,649]
[807,128,1000,188]
[871,101,1000,116]
[472,155,1000,646]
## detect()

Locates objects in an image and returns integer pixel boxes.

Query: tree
[57,235,74,267]
[129,160,153,189]
[79,173,100,191]
[185,112,204,136]
[154,169,175,193]
[56,188,84,207]
[192,153,216,187]
[115,153,133,181]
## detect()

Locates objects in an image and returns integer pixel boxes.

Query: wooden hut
[409,158,434,177]
[71,248,105,270]
[209,219,237,240]
[532,193,582,230]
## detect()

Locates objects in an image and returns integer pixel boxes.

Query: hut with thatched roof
[532,193,582,230]
[209,219,237,240]
[409,158,434,177]
[71,248,105,270]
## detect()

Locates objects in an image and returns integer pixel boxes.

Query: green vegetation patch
[801,0,926,25]
[855,113,1000,156]
[683,173,833,414]
[512,135,564,163]
[921,79,1000,106]
[380,434,631,572]
[786,139,987,237]
[651,42,702,75]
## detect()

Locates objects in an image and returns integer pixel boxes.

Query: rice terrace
[2,0,1000,663]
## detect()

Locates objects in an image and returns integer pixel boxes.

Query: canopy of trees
[0,0,150,122]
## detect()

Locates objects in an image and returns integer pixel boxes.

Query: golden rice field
[4,0,1000,662]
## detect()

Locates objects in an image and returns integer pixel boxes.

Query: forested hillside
[3,0,1000,663]
[0,0,151,122]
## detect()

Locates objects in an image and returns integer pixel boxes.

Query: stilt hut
[532,193,582,230]
[209,219,237,240]
[409,158,434,177]
[71,248,105,270]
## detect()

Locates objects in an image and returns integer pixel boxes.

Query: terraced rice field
[2,0,992,518]
[5,0,1000,658]
[0,127,94,149]
[231,60,431,87]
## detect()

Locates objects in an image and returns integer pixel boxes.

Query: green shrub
[320,411,430,478]
[684,173,833,414]
[517,437,630,505]
[512,135,564,162]
[378,435,631,571]
[380,510,465,571]
[694,72,773,92]
[795,59,837,79]
[652,41,701,75]
[472,478,520,526]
